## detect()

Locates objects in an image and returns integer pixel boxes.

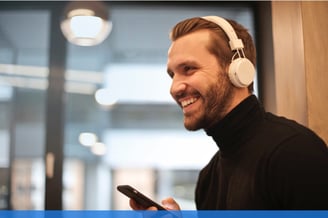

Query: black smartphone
[117,185,167,210]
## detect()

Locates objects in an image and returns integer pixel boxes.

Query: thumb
[161,197,181,210]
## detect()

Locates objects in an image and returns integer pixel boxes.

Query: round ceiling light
[61,1,112,46]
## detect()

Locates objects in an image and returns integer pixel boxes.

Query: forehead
[168,30,212,61]
[168,30,212,54]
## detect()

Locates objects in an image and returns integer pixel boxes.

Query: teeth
[181,97,197,107]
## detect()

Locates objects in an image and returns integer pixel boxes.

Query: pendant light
[60,1,112,46]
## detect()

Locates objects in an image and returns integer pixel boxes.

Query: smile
[181,97,198,108]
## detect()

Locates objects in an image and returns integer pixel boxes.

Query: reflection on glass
[79,132,98,147]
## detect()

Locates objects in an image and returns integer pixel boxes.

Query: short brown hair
[169,17,256,92]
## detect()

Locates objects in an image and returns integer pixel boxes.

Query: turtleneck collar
[205,95,265,156]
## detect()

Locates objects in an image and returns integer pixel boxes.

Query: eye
[183,65,195,74]
[183,65,191,72]
[167,70,174,79]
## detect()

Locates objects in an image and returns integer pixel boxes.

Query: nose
[170,77,187,99]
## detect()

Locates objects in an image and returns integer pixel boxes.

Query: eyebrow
[167,60,198,74]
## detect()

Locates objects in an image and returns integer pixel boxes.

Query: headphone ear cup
[228,58,255,88]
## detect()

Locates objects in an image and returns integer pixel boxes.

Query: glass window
[0,2,256,210]
[0,10,50,209]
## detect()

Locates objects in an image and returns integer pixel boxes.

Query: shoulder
[261,112,327,167]
[262,112,326,146]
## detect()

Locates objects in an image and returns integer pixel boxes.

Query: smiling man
[129,16,328,210]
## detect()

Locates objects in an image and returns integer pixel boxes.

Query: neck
[206,88,251,131]
[228,88,252,113]
[205,95,263,155]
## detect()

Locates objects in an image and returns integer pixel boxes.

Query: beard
[184,71,235,131]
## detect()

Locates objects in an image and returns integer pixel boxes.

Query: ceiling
[0,1,255,71]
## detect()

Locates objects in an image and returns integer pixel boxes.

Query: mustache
[173,88,200,100]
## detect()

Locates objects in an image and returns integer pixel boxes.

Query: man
[130,16,328,210]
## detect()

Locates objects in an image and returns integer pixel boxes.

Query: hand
[129,199,158,210]
[130,197,181,218]
[161,197,181,210]
[129,197,181,211]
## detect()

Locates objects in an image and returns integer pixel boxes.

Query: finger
[147,206,158,211]
[129,199,146,210]
[161,197,181,210]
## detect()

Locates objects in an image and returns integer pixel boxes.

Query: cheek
[203,71,231,104]
[196,73,220,93]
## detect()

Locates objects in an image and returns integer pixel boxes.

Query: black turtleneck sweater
[195,95,328,209]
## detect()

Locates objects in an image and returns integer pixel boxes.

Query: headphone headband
[202,16,244,51]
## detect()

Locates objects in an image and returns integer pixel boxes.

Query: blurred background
[1,0,326,211]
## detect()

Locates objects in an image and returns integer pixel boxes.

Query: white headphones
[202,16,255,88]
